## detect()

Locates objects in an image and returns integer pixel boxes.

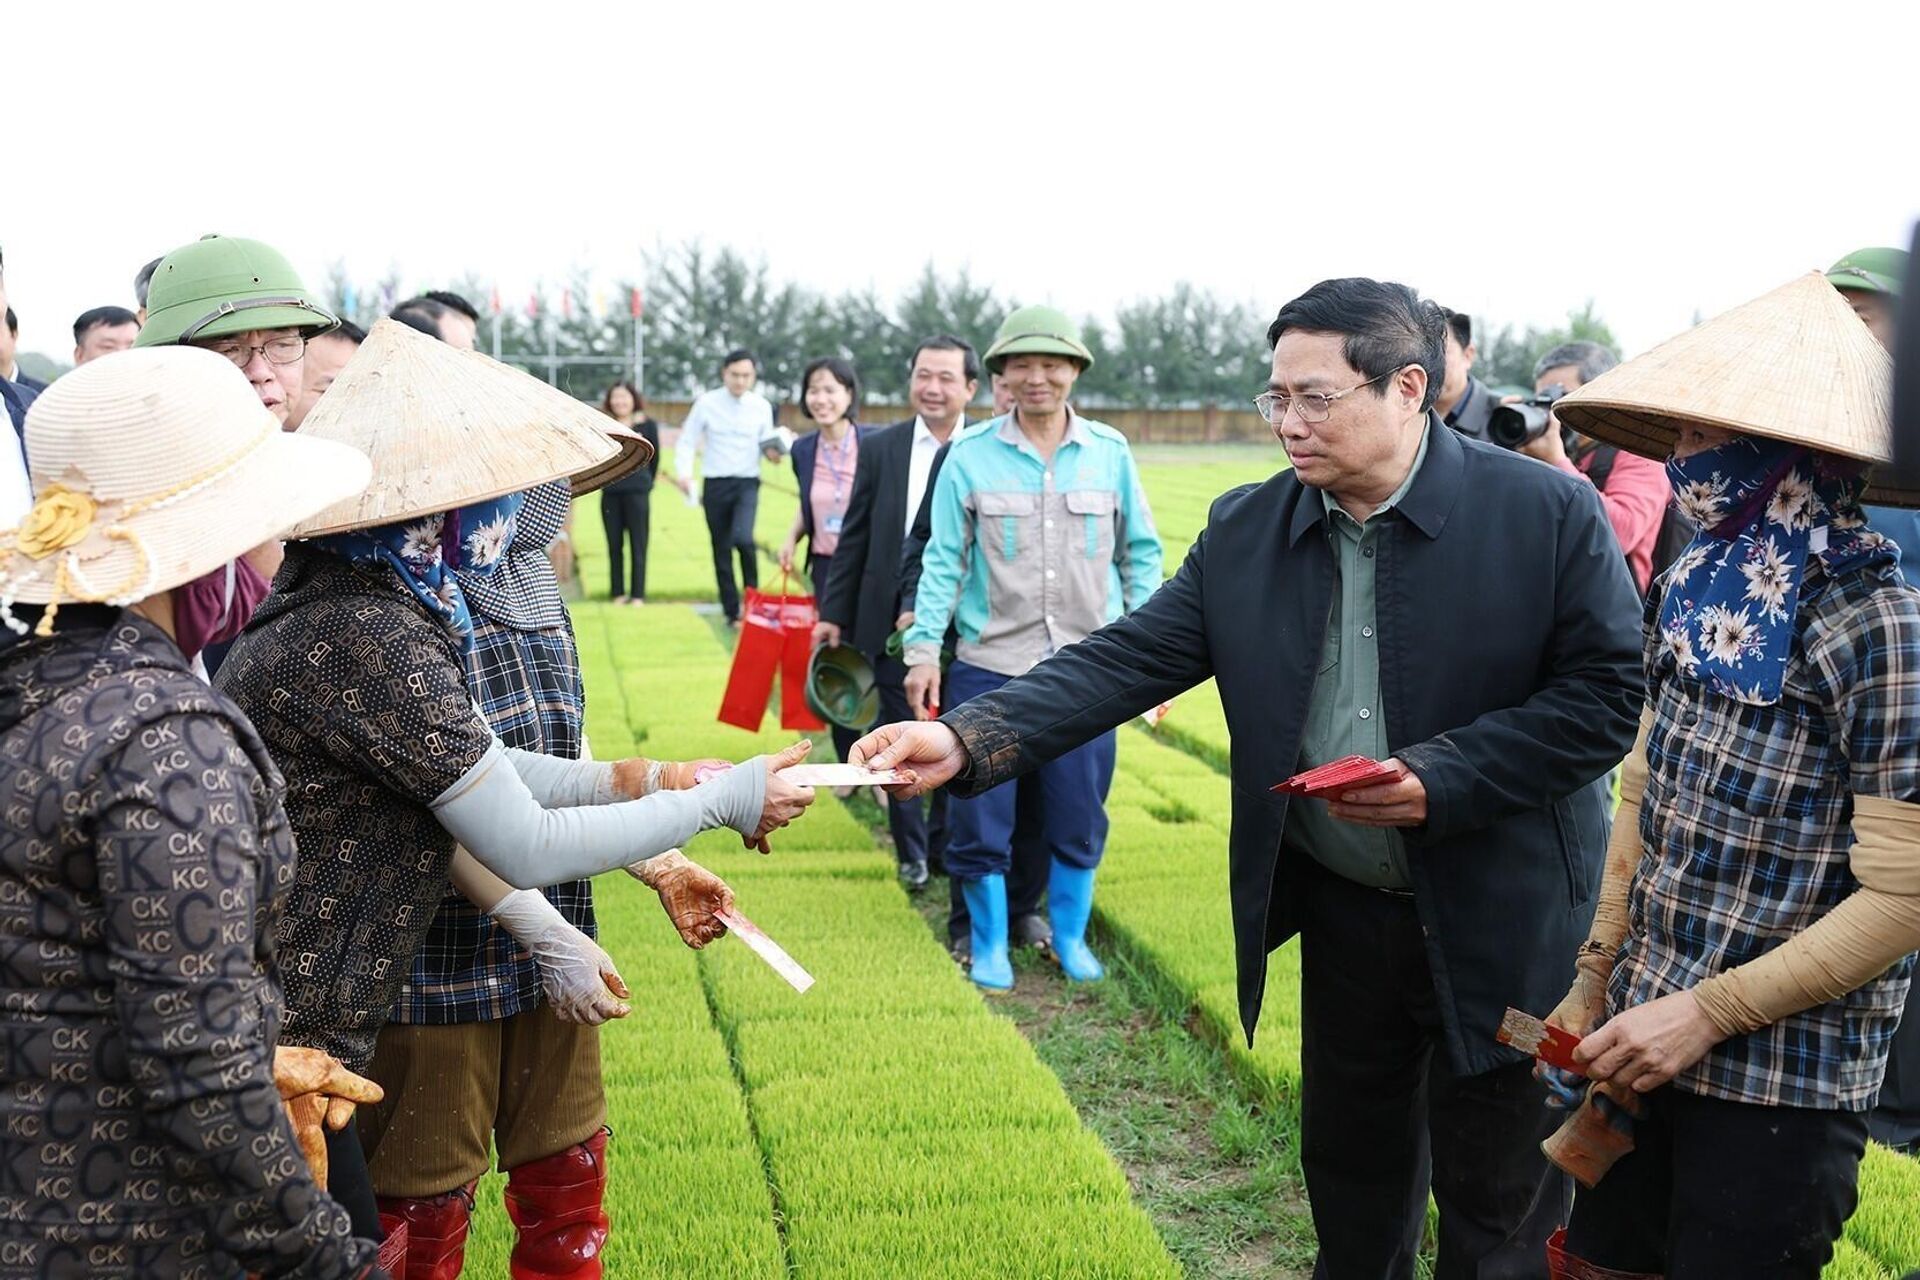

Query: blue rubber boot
[1048,860,1105,981]
[959,874,1013,993]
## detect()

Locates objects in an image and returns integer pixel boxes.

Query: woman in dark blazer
[780,356,873,764]
[598,381,660,603]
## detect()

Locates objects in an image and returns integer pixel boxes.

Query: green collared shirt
[1288,429,1431,889]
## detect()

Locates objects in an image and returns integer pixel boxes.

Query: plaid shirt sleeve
[387,616,597,1026]
[1807,578,1920,803]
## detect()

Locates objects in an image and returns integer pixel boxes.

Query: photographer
[1506,341,1673,594]
[1434,307,1497,440]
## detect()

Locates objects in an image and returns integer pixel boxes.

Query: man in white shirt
[675,348,781,624]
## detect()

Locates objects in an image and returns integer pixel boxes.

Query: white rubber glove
[489,889,632,1024]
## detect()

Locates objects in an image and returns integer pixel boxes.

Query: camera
[1488,383,1570,450]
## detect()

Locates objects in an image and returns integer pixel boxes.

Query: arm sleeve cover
[501,744,617,807]
[431,741,764,888]
[1691,793,1920,1036]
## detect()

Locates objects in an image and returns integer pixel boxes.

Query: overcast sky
[6,1,1916,370]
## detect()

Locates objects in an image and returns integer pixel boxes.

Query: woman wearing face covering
[0,347,391,1278]
[1541,276,1920,1280]
[361,474,676,1279]
[212,322,818,1254]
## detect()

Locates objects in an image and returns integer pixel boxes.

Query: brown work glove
[273,1045,385,1109]
[611,756,734,798]
[283,1092,332,1190]
[274,1045,385,1136]
[629,850,734,948]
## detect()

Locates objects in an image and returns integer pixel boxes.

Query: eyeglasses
[1254,369,1396,427]
[206,335,306,368]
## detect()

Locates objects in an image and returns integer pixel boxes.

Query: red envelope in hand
[1497,1007,1587,1075]
[1271,755,1402,798]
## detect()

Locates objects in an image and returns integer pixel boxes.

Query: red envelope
[1497,1007,1587,1075]
[1271,755,1401,797]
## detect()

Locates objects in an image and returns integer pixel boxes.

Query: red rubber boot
[1545,1228,1664,1280]
[375,1183,476,1280]
[504,1128,611,1280]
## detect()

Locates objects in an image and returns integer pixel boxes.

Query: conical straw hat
[570,422,652,497]
[0,347,369,618]
[1556,273,1907,504]
[289,318,625,537]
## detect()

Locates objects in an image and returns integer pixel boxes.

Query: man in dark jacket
[1434,306,1496,441]
[856,278,1643,1279]
[817,336,978,891]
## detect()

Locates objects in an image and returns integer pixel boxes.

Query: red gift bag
[718,573,827,732]
[775,581,826,732]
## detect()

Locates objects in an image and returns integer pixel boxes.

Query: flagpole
[630,284,645,395]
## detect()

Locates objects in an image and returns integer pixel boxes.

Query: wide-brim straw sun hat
[0,347,371,627]
[287,319,644,537]
[1555,272,1911,506]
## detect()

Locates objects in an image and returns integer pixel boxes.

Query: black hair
[73,305,139,344]
[720,347,757,373]
[601,380,644,416]
[908,333,982,383]
[3,307,14,336]
[390,297,449,341]
[133,257,164,309]
[798,356,860,421]
[1438,306,1473,350]
[421,290,480,323]
[325,318,368,345]
[1267,278,1446,412]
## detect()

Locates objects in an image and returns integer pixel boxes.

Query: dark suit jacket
[1444,375,1498,442]
[942,416,1643,1074]
[791,423,877,557]
[1,377,35,469]
[819,419,956,655]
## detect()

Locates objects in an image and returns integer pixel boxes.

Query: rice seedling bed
[452,601,1182,1275]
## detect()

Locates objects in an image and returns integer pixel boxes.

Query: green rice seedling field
[457,602,1178,1277]
[452,443,1915,1277]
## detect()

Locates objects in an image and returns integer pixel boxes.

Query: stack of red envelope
[1270,755,1401,798]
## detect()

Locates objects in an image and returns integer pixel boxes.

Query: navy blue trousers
[943,659,1115,880]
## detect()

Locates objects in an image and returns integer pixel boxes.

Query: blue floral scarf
[1658,437,1897,704]
[313,492,525,653]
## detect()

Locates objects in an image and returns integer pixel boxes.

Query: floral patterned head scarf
[311,492,524,653]
[1658,436,1897,705]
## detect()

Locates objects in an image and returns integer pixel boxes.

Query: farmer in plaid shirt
[1544,274,1920,1280]
[358,472,732,1279]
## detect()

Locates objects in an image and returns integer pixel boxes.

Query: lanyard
[819,428,858,504]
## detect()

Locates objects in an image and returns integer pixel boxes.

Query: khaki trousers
[360,1003,607,1198]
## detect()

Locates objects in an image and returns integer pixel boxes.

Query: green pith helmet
[135,234,339,347]
[982,304,1094,375]
[1826,246,1908,298]
[805,644,880,730]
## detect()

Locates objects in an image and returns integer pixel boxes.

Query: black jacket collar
[1288,412,1462,547]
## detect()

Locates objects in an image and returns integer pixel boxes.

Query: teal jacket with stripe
[904,412,1163,677]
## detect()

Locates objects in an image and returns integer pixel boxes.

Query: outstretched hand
[747,740,815,852]
[850,721,968,800]
[631,850,736,948]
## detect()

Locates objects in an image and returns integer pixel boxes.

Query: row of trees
[323,244,1616,409]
